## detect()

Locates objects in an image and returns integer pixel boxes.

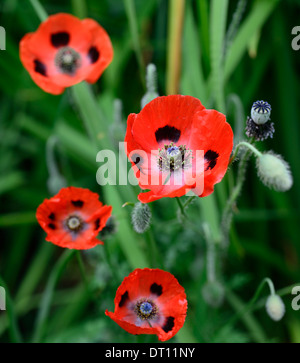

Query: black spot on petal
[207,159,217,170]
[205,150,219,171]
[51,32,70,48]
[48,223,56,230]
[162,316,175,333]
[119,291,129,307]
[34,59,47,76]
[150,283,163,296]
[95,218,101,231]
[88,46,100,64]
[48,213,55,221]
[71,200,84,208]
[131,153,143,166]
[155,126,181,143]
[130,153,146,175]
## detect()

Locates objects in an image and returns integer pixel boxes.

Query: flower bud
[131,202,152,234]
[256,151,293,192]
[47,174,67,195]
[265,294,285,322]
[202,280,225,308]
[141,64,159,109]
[251,100,271,125]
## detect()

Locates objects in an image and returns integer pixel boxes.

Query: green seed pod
[251,100,271,125]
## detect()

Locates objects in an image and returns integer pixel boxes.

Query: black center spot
[48,223,56,230]
[88,46,100,64]
[204,150,219,171]
[119,291,129,307]
[71,200,84,208]
[34,59,47,76]
[95,218,101,231]
[150,283,163,296]
[155,126,181,143]
[162,316,175,333]
[51,32,70,48]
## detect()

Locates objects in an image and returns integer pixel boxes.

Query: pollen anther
[157,142,193,172]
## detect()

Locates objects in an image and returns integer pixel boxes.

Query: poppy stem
[175,197,187,219]
[76,251,89,292]
[221,147,252,249]
[29,0,48,22]
[230,140,261,165]
[224,278,277,330]
[182,196,196,210]
[203,223,216,283]
[32,250,75,342]
[46,136,67,195]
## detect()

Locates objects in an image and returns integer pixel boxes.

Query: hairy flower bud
[141,64,159,109]
[202,280,225,308]
[256,152,293,192]
[131,202,152,234]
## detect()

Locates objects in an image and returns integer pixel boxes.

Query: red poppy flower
[20,13,113,95]
[36,186,112,250]
[125,95,234,203]
[105,268,187,342]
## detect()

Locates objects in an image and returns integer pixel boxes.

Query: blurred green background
[0,0,300,343]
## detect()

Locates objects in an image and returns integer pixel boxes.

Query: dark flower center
[134,299,158,321]
[157,142,193,172]
[66,215,83,232]
[55,47,81,75]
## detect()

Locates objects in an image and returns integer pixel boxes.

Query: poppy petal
[81,19,114,84]
[189,109,234,196]
[20,33,65,94]
[130,95,205,153]
[30,13,92,54]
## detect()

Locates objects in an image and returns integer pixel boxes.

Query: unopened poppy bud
[251,100,271,125]
[47,174,67,195]
[256,151,293,192]
[202,280,225,308]
[131,202,152,234]
[141,63,159,109]
[266,294,285,322]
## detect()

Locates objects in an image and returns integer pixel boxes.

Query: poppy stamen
[66,215,84,232]
[55,47,81,75]
[157,142,193,172]
[134,299,158,321]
